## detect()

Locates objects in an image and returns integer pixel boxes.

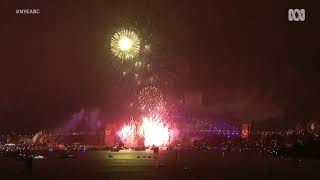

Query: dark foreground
[1,150,320,180]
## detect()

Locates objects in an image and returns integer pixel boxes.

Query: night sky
[1,0,319,130]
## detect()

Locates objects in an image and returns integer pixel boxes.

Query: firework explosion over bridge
[109,26,176,148]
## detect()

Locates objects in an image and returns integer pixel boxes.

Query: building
[241,123,251,139]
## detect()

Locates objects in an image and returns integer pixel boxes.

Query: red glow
[117,116,175,148]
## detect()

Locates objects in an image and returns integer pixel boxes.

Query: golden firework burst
[111,29,141,60]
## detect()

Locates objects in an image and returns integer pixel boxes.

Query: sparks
[117,121,137,147]
[117,116,175,148]
[111,29,141,60]
[138,86,165,112]
[139,116,174,147]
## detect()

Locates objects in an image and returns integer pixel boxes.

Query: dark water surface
[1,150,320,180]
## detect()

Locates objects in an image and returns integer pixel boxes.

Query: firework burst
[117,116,175,148]
[117,121,137,147]
[139,116,174,147]
[138,86,164,112]
[111,29,141,60]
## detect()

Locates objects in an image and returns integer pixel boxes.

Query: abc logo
[288,9,305,22]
